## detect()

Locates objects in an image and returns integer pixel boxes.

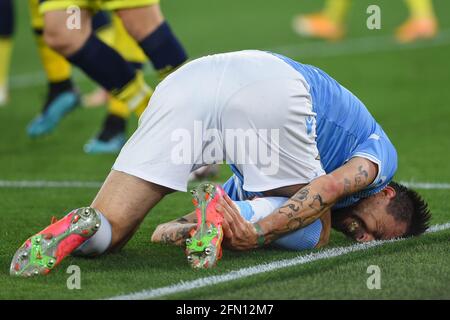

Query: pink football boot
[185,182,225,269]
[10,207,101,277]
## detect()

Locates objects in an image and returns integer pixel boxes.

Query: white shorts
[113,50,325,192]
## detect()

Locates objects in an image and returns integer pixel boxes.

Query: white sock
[73,211,112,257]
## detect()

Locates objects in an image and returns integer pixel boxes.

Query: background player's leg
[84,14,148,154]
[29,0,73,85]
[81,11,114,108]
[43,9,152,115]
[83,109,128,155]
[117,4,187,79]
[43,9,92,57]
[27,0,79,137]
[0,0,14,106]
[82,12,146,108]
[91,170,173,250]
[82,4,187,153]
[396,0,437,43]
[322,0,351,25]
[292,0,350,41]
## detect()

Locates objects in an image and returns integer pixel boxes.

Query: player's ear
[382,185,396,200]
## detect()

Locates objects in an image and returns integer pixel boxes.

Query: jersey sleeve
[349,129,398,198]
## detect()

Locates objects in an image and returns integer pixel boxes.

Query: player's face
[332,191,408,242]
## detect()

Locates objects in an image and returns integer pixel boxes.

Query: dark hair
[387,181,431,237]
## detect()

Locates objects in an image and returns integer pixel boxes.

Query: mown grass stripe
[106,222,450,300]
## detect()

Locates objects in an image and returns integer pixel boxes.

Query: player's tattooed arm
[151,212,197,246]
[257,157,378,244]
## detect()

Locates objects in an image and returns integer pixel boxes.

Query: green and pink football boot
[10,207,100,277]
[185,182,225,269]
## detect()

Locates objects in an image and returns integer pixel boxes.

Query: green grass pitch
[0,0,449,299]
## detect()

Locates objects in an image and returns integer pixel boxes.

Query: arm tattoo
[176,217,197,224]
[289,187,311,210]
[291,186,327,214]
[273,188,327,235]
[267,187,328,239]
[175,225,193,241]
[294,188,310,202]
[159,224,195,245]
[308,194,327,213]
[278,203,301,219]
[354,165,369,187]
[160,233,173,244]
[287,218,304,231]
[265,204,304,236]
[343,164,371,196]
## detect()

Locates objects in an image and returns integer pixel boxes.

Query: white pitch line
[400,181,450,190]
[1,179,449,190]
[9,29,450,90]
[106,222,450,300]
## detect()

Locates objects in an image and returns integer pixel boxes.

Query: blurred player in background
[293,0,438,43]
[27,0,185,154]
[0,0,14,106]
[83,13,150,154]
[27,1,118,152]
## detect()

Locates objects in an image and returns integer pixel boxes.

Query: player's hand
[215,193,259,251]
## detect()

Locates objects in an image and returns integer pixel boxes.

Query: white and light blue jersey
[224,53,397,209]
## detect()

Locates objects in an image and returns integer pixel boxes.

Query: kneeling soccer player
[11,50,431,276]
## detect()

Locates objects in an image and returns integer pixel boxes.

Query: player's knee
[43,28,81,56]
[118,5,165,41]
[43,29,64,53]
[43,13,91,56]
